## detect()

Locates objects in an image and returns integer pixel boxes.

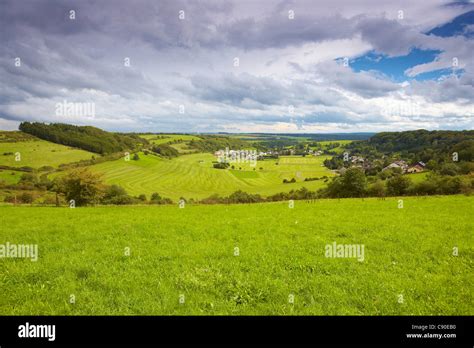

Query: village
[344,155,426,174]
[214,146,426,177]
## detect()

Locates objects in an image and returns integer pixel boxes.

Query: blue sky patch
[427,10,474,38]
[348,49,443,82]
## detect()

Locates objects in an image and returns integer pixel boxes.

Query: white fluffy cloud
[0,0,472,132]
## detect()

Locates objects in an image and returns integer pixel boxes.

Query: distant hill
[274,133,375,141]
[216,133,375,141]
[19,122,148,155]
[348,129,474,162]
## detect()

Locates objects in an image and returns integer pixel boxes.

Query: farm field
[0,195,471,315]
[140,134,202,145]
[169,142,197,154]
[0,170,21,185]
[85,153,335,200]
[408,171,430,183]
[0,139,95,169]
[309,140,353,154]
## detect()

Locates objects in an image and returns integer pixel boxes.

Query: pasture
[0,139,94,169]
[85,153,335,200]
[0,195,471,315]
[140,134,202,145]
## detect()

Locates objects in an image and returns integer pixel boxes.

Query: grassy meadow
[0,195,472,315]
[140,134,202,145]
[85,153,335,200]
[0,170,21,185]
[0,139,94,169]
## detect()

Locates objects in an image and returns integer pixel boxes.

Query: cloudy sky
[1,0,473,133]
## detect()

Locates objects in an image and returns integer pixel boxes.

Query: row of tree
[188,136,247,153]
[347,129,474,164]
[322,168,474,198]
[4,166,473,206]
[19,122,147,154]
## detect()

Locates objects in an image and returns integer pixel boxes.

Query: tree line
[3,166,473,206]
[19,122,148,154]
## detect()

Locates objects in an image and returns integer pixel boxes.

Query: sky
[0,0,473,133]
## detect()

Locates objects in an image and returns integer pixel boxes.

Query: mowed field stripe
[87,153,334,200]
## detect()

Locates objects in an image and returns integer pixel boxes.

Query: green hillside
[85,153,335,200]
[0,133,95,169]
[140,134,202,145]
[19,122,147,154]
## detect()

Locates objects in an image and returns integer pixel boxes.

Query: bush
[439,163,459,176]
[368,180,386,197]
[4,195,16,203]
[19,173,38,184]
[227,190,263,203]
[149,192,173,204]
[102,185,133,205]
[152,144,179,158]
[58,168,105,206]
[409,180,437,195]
[386,175,412,196]
[458,161,474,174]
[460,177,473,195]
[213,162,230,169]
[325,168,367,198]
[41,195,58,205]
[150,192,162,202]
[19,192,34,204]
[201,194,223,204]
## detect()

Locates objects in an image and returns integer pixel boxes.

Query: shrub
[102,185,133,205]
[386,175,412,196]
[149,192,173,204]
[439,163,459,176]
[150,192,162,202]
[368,180,386,197]
[213,162,230,169]
[227,190,263,203]
[19,192,34,204]
[325,168,367,198]
[152,144,179,158]
[4,195,16,203]
[58,168,105,206]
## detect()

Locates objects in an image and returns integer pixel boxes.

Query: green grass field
[408,171,430,183]
[0,170,21,185]
[85,153,335,200]
[0,140,95,169]
[169,142,197,154]
[140,134,202,145]
[309,140,353,154]
[0,195,471,315]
